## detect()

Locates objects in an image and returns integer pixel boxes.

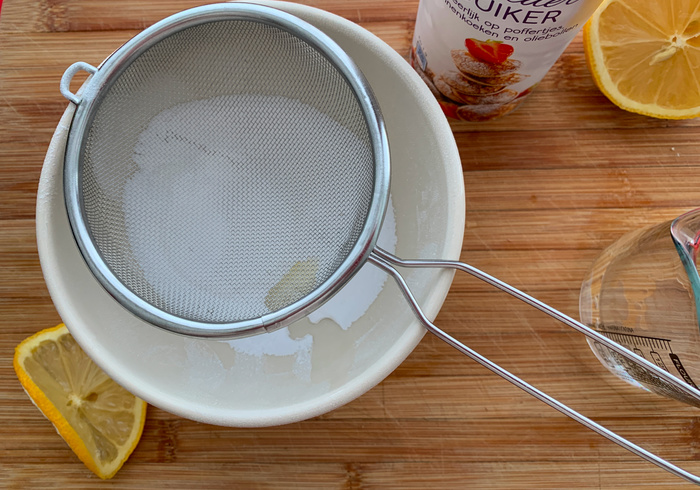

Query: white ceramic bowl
[36,1,464,427]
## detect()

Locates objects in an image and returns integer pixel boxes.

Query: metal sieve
[59,3,700,484]
[61,3,388,337]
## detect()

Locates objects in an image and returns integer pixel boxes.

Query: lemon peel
[14,324,146,479]
[584,0,700,119]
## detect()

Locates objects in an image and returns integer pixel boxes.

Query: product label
[411,0,603,120]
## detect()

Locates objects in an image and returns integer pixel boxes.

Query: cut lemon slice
[584,0,700,119]
[14,324,146,479]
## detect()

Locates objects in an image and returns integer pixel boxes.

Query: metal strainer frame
[61,3,390,338]
[59,3,700,484]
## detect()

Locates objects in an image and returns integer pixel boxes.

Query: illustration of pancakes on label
[456,101,520,122]
[458,70,527,88]
[451,49,521,78]
[411,38,534,121]
[441,71,506,96]
[412,61,441,99]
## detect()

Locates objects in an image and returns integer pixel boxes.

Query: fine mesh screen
[79,19,376,324]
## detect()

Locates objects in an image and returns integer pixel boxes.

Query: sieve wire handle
[60,62,98,105]
[368,247,700,486]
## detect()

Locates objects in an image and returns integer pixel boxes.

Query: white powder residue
[183,339,226,390]
[227,198,396,364]
[124,93,396,370]
[123,94,372,322]
[227,327,312,357]
[225,327,314,381]
[308,196,397,329]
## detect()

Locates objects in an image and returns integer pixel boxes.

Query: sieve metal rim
[62,2,390,338]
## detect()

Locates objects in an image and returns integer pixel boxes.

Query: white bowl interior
[36,0,465,427]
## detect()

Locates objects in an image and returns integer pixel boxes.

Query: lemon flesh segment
[585,0,700,118]
[14,324,146,479]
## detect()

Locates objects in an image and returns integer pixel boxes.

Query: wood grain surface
[3,0,700,488]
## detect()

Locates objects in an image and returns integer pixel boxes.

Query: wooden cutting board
[3,0,700,488]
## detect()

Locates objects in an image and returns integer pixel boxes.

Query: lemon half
[584,0,700,119]
[14,324,146,479]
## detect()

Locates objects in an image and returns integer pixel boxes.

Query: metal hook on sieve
[60,62,98,105]
[369,247,700,486]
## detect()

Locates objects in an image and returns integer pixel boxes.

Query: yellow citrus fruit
[14,324,146,479]
[583,0,700,119]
